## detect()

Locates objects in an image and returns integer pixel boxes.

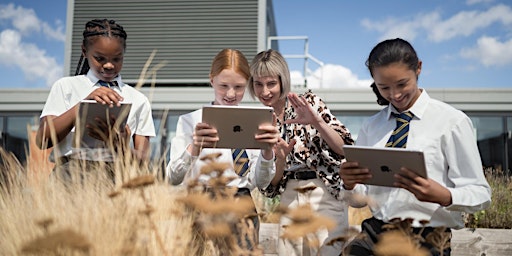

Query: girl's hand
[86,87,124,107]
[339,161,372,190]
[394,167,452,206]
[255,114,280,160]
[191,122,219,151]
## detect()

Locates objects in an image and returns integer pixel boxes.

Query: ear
[416,60,422,77]
[81,45,87,57]
[209,76,214,86]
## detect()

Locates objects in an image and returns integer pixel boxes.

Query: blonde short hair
[248,49,290,100]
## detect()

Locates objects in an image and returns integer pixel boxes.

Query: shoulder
[363,107,388,126]
[178,108,202,123]
[427,97,467,119]
[50,75,87,89]
[119,84,150,102]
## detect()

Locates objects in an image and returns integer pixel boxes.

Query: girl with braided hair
[36,19,155,182]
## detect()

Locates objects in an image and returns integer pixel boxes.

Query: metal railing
[267,36,325,88]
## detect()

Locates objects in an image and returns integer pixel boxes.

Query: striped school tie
[386,111,413,148]
[232,148,249,177]
[98,80,118,88]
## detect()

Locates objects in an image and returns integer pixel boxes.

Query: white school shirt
[347,89,491,228]
[40,71,156,161]
[166,108,276,190]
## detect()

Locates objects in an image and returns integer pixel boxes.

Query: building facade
[0,0,510,176]
[0,88,511,175]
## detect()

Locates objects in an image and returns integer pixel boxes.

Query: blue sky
[0,0,511,89]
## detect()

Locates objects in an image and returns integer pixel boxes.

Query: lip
[223,99,237,105]
[101,72,116,79]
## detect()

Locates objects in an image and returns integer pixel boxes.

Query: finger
[287,139,296,151]
[287,93,300,106]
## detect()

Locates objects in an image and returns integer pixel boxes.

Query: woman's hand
[394,167,452,206]
[339,161,372,190]
[285,93,322,126]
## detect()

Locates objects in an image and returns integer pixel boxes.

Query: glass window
[4,116,38,163]
[470,116,505,170]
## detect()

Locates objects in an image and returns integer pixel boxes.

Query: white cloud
[466,0,494,5]
[290,64,372,89]
[0,3,65,41]
[460,36,512,66]
[429,4,512,42]
[0,29,62,86]
[361,4,512,43]
[0,3,64,87]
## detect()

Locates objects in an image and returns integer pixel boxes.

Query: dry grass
[0,148,196,255]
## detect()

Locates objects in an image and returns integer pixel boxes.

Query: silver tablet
[202,105,274,149]
[343,145,428,187]
[75,100,132,148]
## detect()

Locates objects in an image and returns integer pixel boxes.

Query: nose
[390,88,401,100]
[103,62,114,69]
[261,85,271,95]
[226,87,236,98]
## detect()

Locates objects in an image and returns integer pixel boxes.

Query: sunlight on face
[210,68,248,106]
[373,62,422,112]
[83,37,125,82]
[252,76,281,108]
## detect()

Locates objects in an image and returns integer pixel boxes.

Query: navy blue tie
[98,80,118,88]
[386,111,413,148]
[232,148,249,177]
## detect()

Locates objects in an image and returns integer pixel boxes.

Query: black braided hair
[75,19,128,76]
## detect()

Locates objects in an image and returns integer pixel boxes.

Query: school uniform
[345,89,491,255]
[40,70,155,171]
[166,107,276,250]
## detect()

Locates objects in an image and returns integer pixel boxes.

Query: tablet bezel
[342,145,428,187]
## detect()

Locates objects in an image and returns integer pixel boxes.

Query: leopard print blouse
[260,90,354,200]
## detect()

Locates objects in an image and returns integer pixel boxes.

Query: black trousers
[345,217,451,256]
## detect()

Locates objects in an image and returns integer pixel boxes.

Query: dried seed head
[374,231,429,256]
[36,218,54,231]
[122,174,155,189]
[200,162,231,176]
[108,190,122,198]
[294,185,317,194]
[21,229,91,254]
[200,152,223,162]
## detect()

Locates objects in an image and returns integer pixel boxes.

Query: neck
[272,98,287,118]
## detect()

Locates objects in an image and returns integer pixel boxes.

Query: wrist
[342,183,355,190]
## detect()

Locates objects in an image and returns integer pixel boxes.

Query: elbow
[35,132,52,150]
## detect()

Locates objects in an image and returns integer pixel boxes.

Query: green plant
[465,167,512,229]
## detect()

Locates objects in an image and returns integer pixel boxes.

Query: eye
[112,57,123,63]
[94,56,105,62]
[268,81,278,88]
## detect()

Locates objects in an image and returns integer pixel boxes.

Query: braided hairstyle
[75,19,128,76]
